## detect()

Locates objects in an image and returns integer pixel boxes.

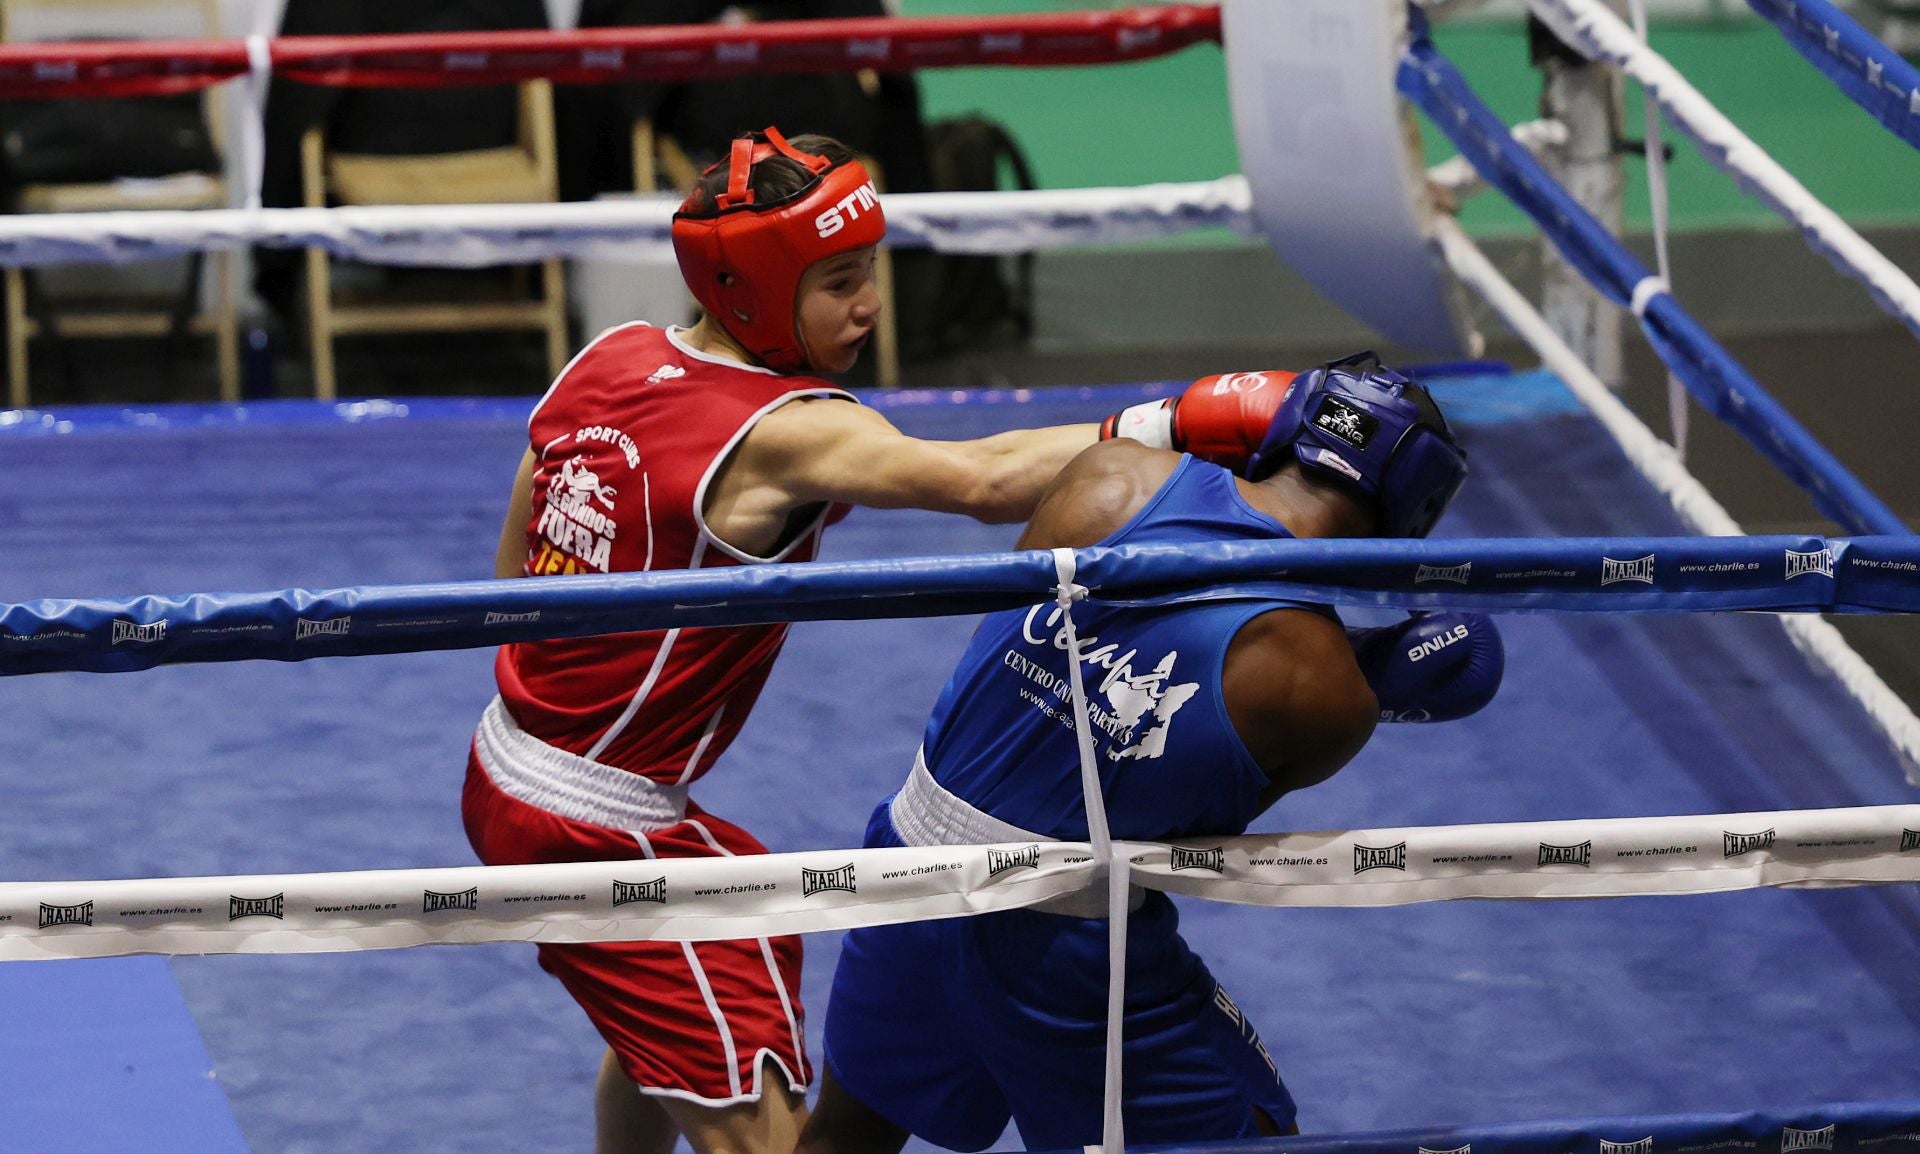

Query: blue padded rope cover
[2,535,1918,675]
[1053,1100,1920,1154]
[1397,30,1909,538]
[1748,0,1920,155]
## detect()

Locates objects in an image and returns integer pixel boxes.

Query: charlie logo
[1781,1126,1834,1152]
[1537,841,1593,868]
[1418,1146,1471,1154]
[1600,1138,1653,1154]
[1354,842,1407,873]
[846,37,890,60]
[1312,396,1377,448]
[813,181,881,239]
[112,619,165,645]
[1116,25,1161,51]
[802,864,857,897]
[645,364,685,385]
[1902,829,1920,852]
[1415,562,1472,585]
[978,32,1023,53]
[1785,548,1835,580]
[1602,555,1656,585]
[38,901,92,928]
[1171,846,1225,873]
[1723,829,1776,858]
[987,846,1040,876]
[295,616,350,640]
[580,47,623,70]
[613,878,666,906]
[484,610,542,626]
[714,40,758,64]
[229,893,284,920]
[423,887,479,913]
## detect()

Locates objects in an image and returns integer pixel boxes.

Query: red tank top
[496,322,853,784]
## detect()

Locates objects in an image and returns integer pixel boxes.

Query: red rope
[0,6,1219,99]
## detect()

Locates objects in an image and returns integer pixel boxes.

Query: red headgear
[671,127,887,372]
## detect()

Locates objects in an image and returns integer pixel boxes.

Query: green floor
[900,4,1920,237]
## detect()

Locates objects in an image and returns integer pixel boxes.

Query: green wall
[898,4,1920,236]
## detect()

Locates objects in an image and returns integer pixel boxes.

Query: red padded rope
[0,38,247,99]
[0,6,1219,99]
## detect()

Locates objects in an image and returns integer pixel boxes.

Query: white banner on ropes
[4,805,1916,962]
[0,180,1255,270]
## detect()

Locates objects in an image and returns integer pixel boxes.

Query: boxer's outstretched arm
[742,396,1097,523]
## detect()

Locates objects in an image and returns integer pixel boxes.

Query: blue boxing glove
[1346,612,1504,723]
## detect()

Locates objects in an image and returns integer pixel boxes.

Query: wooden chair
[301,79,569,400]
[634,121,900,386]
[0,0,239,407]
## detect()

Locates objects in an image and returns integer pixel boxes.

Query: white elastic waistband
[890,750,1141,917]
[474,697,690,831]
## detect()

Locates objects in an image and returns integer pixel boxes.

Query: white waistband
[474,697,690,831]
[890,750,1140,917]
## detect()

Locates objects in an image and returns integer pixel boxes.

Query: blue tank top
[921,456,1323,843]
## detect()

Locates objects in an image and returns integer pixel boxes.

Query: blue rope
[4,534,1915,676]
[1397,32,1908,537]
[1749,0,1920,155]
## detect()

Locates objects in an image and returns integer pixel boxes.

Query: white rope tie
[1627,0,1688,462]
[1051,546,1126,1154]
[242,31,272,213]
[1629,274,1669,318]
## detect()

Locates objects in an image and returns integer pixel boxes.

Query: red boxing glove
[1100,370,1297,472]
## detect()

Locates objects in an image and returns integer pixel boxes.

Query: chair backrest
[0,0,222,43]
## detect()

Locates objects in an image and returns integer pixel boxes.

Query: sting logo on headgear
[802,864,857,897]
[987,846,1040,876]
[1902,829,1920,852]
[1722,829,1776,858]
[229,893,284,921]
[613,878,667,906]
[1600,1137,1653,1154]
[1171,847,1225,873]
[39,901,92,928]
[1312,396,1377,448]
[423,888,478,914]
[1781,1127,1835,1152]
[1354,842,1407,873]
[1537,841,1592,868]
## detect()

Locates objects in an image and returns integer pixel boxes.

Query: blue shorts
[822,803,1296,1151]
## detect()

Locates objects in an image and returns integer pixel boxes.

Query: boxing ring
[2,4,1919,1153]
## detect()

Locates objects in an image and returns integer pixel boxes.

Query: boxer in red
[461,127,1306,1154]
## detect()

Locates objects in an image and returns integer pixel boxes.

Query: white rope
[1526,0,1920,342]
[6,803,1916,962]
[1436,214,1920,782]
[1626,0,1689,460]
[0,179,1255,269]
[1050,547,1126,1154]
[241,33,272,213]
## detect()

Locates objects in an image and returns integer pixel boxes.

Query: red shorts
[462,749,809,1104]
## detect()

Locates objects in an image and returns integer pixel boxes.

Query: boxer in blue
[798,353,1504,1152]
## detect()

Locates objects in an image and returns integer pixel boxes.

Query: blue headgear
[1243,352,1468,538]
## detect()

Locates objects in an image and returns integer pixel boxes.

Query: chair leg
[305,245,337,401]
[4,267,27,409]
[214,249,240,403]
[872,244,901,388]
[541,258,568,380]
